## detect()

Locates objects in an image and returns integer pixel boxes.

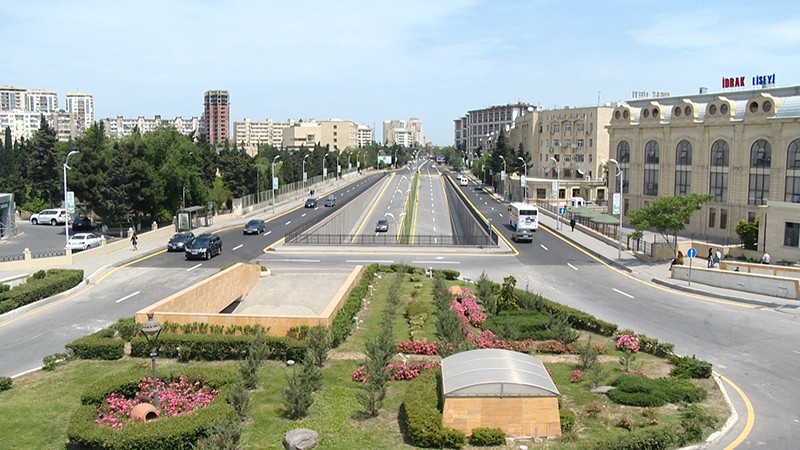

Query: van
[570,197,585,208]
[459,176,468,186]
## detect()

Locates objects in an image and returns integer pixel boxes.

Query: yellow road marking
[351,173,394,244]
[717,372,755,449]
[410,173,421,243]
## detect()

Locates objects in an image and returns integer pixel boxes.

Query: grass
[0,269,728,449]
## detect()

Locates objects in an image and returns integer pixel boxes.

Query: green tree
[25,116,59,206]
[735,219,759,250]
[497,275,518,311]
[210,177,232,212]
[628,194,714,253]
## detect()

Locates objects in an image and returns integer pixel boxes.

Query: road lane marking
[613,288,634,299]
[115,291,141,303]
[540,244,548,251]
[187,263,202,271]
[267,259,320,262]
[232,244,243,251]
[567,263,578,271]
[301,213,307,217]
[412,260,460,264]
[265,230,272,235]
[345,259,395,263]
[285,221,291,225]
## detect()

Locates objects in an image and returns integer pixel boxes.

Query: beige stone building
[281,119,360,151]
[233,118,295,155]
[607,85,800,262]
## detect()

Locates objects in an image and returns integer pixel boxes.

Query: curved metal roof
[441,349,559,398]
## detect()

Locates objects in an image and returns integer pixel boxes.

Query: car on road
[66,232,102,251]
[375,218,389,232]
[511,228,534,243]
[324,196,336,207]
[474,181,483,191]
[243,219,266,235]
[305,197,318,208]
[71,215,93,231]
[167,231,195,252]
[30,209,68,226]
[185,233,222,260]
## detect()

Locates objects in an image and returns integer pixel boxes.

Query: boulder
[283,428,319,450]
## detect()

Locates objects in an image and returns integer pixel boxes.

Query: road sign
[612,193,621,215]
[686,247,697,258]
[520,175,527,187]
[551,181,558,197]
[272,177,278,190]
[559,207,566,215]
[500,170,506,181]
[66,191,75,214]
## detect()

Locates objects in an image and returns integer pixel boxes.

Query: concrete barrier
[720,260,800,279]
[672,265,800,299]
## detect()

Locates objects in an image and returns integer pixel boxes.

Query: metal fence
[32,249,66,259]
[0,253,24,262]
[285,233,493,246]
[240,169,359,209]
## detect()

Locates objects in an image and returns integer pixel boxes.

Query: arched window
[748,139,771,205]
[709,139,730,203]
[710,140,729,167]
[643,140,659,196]
[786,139,800,203]
[644,140,659,164]
[675,140,692,196]
[617,141,630,163]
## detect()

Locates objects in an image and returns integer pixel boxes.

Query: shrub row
[0,269,83,314]
[482,310,554,341]
[129,333,307,362]
[403,368,466,448]
[608,375,708,407]
[579,424,685,450]
[468,427,505,446]
[0,284,9,294]
[330,264,378,348]
[534,294,617,336]
[66,334,125,360]
[669,354,713,379]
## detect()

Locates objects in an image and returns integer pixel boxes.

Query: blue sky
[3,1,800,145]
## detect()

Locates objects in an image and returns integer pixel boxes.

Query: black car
[243,219,266,235]
[324,196,336,207]
[167,231,195,252]
[305,197,318,208]
[375,218,389,232]
[72,216,93,231]
[185,233,222,260]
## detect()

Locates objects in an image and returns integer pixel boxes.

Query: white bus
[508,202,539,231]
[458,175,468,186]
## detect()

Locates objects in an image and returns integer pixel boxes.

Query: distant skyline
[3,0,800,146]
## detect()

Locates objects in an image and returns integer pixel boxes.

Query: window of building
[597,189,605,201]
[617,141,630,163]
[749,139,771,205]
[575,154,585,162]
[644,168,659,196]
[720,208,728,230]
[553,139,560,147]
[711,140,729,166]
[564,123,572,132]
[644,140,659,164]
[787,139,800,203]
[676,140,692,165]
[709,172,728,202]
[577,139,584,147]
[708,207,716,228]
[577,123,584,133]
[709,104,717,115]
[786,222,800,247]
[624,199,629,216]
[748,211,756,222]
[536,188,547,199]
[721,103,729,115]
[622,168,629,194]
[553,124,560,132]
[675,169,691,195]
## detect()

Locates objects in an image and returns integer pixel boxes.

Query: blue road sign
[686,247,697,258]
[559,207,566,215]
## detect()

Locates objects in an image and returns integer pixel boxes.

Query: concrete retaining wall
[672,265,800,299]
[719,261,800,279]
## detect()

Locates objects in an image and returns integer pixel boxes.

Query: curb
[650,278,787,308]
[540,223,634,273]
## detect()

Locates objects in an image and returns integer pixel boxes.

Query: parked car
[324,196,336,207]
[511,228,534,243]
[243,219,266,235]
[305,197,318,208]
[375,218,389,232]
[185,233,222,260]
[167,231,195,252]
[72,215,93,231]
[66,232,102,251]
[30,208,68,225]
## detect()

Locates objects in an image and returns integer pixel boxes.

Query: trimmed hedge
[482,310,553,340]
[0,376,11,391]
[469,427,505,446]
[331,264,378,348]
[579,424,684,450]
[403,368,466,448]
[66,334,125,360]
[0,269,83,314]
[608,375,707,407]
[129,333,307,362]
[669,355,713,379]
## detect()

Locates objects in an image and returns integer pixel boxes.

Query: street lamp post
[550,157,561,230]
[499,155,507,201]
[302,153,310,194]
[517,156,527,202]
[394,148,398,170]
[271,155,280,214]
[63,150,79,248]
[140,312,163,410]
[607,159,624,259]
[336,153,340,180]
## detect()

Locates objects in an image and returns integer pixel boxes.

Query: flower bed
[352,361,441,382]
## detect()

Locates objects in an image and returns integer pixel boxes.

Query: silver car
[67,232,102,251]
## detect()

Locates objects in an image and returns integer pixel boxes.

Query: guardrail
[285,232,492,246]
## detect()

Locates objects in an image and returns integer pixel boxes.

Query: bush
[438,269,460,280]
[581,424,681,450]
[669,355,712,379]
[609,375,707,407]
[736,219,759,250]
[330,264,378,347]
[469,427,505,446]
[0,269,83,312]
[403,368,466,448]
[129,333,307,362]
[560,409,577,433]
[112,317,140,341]
[0,284,9,293]
[483,309,552,341]
[680,403,718,443]
[42,352,74,371]
[0,376,11,391]
[66,333,125,360]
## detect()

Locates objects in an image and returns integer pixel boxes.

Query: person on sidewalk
[570,217,576,232]
[130,232,138,251]
[707,248,714,268]
[714,248,722,267]
[761,252,770,264]
[670,250,684,271]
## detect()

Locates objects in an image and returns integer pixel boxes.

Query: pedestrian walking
[130,232,138,251]
[707,248,714,268]
[714,248,721,267]
[570,217,576,232]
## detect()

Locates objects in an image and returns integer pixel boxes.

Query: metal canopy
[441,349,560,398]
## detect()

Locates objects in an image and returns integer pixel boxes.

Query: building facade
[455,103,534,155]
[383,118,424,147]
[202,90,229,145]
[65,92,94,134]
[0,86,83,143]
[357,124,374,148]
[607,85,800,262]
[233,118,294,155]
[102,115,201,140]
[280,119,362,151]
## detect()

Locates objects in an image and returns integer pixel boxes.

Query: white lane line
[264,230,272,236]
[232,244,243,251]
[285,221,291,225]
[115,291,141,303]
[498,213,504,218]
[491,207,495,211]
[432,217,435,222]
[267,259,320,263]
[187,263,202,271]
[613,288,634,299]
[433,226,436,232]
[412,260,460,265]
[301,213,307,217]
[567,263,578,271]
[540,244,549,251]
[345,259,395,264]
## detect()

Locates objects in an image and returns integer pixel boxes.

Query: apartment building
[65,92,94,134]
[454,103,534,155]
[357,124,374,148]
[233,118,294,155]
[0,85,27,111]
[383,118,425,147]
[26,89,58,113]
[202,90,229,145]
[607,84,800,262]
[281,119,361,151]
[102,115,201,139]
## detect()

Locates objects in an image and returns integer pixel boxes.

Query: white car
[67,232,102,251]
[31,208,68,225]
